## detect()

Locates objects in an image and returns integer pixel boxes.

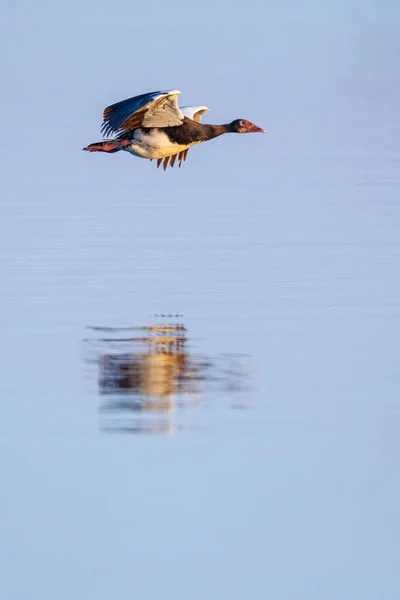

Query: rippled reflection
[85,318,253,435]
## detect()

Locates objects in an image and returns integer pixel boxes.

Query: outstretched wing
[180,105,209,123]
[101,90,184,137]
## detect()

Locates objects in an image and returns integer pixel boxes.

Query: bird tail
[82,140,130,153]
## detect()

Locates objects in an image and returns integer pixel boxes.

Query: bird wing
[101,90,184,137]
[180,105,209,123]
[154,148,189,171]
[154,105,208,170]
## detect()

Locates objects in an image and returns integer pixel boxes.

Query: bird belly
[122,129,196,160]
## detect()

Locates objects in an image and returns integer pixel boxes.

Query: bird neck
[200,123,232,141]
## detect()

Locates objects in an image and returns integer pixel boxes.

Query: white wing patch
[141,90,184,128]
[180,105,209,123]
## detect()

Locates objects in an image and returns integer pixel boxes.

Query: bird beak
[248,124,266,133]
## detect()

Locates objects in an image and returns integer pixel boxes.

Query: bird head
[230,119,266,134]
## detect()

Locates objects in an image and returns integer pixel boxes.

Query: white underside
[122,128,197,160]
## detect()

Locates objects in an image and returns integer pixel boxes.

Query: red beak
[248,123,266,133]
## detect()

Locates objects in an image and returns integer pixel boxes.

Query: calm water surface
[2,4,400,599]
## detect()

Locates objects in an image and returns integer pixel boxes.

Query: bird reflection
[85,317,252,435]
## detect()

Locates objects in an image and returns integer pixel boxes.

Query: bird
[83,89,265,170]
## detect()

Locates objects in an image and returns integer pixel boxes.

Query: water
[2,3,400,599]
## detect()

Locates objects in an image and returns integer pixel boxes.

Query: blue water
[2,3,400,599]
